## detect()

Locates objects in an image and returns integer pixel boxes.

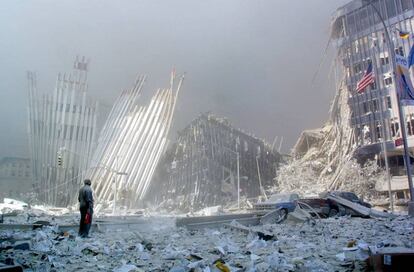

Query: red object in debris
[395,137,403,147]
[84,212,91,224]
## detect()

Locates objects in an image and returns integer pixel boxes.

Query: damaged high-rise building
[331,0,414,199]
[27,57,98,206]
[149,113,284,210]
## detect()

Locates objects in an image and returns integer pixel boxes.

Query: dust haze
[0,0,348,157]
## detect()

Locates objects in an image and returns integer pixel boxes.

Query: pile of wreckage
[176,191,391,230]
[1,196,414,271]
[273,74,393,210]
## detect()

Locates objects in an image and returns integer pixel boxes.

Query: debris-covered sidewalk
[1,214,413,271]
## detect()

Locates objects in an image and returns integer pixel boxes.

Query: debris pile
[1,211,413,271]
[0,198,76,226]
[274,83,386,202]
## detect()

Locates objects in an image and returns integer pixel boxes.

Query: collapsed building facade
[85,72,184,209]
[151,113,284,210]
[27,57,98,206]
[277,0,414,207]
[331,0,414,199]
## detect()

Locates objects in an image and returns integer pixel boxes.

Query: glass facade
[333,0,414,149]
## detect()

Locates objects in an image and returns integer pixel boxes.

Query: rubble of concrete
[1,196,411,271]
[273,81,389,206]
[0,198,76,226]
[1,206,413,271]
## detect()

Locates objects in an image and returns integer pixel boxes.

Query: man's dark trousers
[79,208,92,237]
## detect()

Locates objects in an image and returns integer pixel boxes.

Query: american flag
[356,62,375,93]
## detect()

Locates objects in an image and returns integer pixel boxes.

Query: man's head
[84,179,91,186]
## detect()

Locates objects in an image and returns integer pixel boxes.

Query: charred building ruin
[150,113,284,210]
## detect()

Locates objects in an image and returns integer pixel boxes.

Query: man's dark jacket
[78,184,94,211]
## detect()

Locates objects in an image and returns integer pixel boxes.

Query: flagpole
[370,48,394,213]
[364,0,414,215]
[365,11,394,212]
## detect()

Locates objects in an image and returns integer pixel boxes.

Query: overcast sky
[0,0,349,157]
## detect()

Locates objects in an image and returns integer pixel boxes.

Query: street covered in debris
[1,197,414,271]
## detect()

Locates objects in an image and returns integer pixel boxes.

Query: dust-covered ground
[1,212,414,272]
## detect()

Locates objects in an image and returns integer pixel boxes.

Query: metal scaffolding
[86,72,184,208]
[27,56,98,207]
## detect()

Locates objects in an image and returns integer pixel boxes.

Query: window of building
[385,77,393,86]
[380,56,389,65]
[407,120,413,135]
[372,99,379,112]
[363,101,369,113]
[391,122,400,137]
[395,46,404,57]
[381,32,387,44]
[396,191,405,199]
[387,96,392,109]
[376,123,382,139]
[354,62,363,74]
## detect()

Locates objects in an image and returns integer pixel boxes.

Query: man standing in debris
[78,179,94,238]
